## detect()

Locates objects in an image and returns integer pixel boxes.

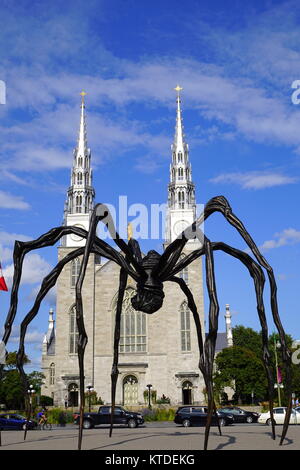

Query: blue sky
[0,0,300,371]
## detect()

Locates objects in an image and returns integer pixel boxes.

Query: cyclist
[37,408,48,429]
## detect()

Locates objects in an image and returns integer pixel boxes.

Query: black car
[174,406,234,427]
[218,406,260,423]
[0,413,37,430]
[74,405,144,429]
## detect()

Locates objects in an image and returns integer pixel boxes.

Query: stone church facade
[41,89,231,407]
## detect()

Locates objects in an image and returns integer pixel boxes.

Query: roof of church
[205,332,228,353]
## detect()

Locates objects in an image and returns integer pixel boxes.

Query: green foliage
[214,345,267,403]
[4,351,30,369]
[46,408,74,424]
[215,325,300,405]
[40,395,53,406]
[142,407,176,421]
[233,326,263,358]
[0,369,25,409]
[84,390,101,405]
[156,395,171,404]
[27,371,45,394]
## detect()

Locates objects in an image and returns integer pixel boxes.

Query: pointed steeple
[165,86,197,243]
[225,304,233,347]
[77,91,88,161]
[63,91,95,247]
[174,85,185,151]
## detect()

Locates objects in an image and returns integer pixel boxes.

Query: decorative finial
[80,90,87,105]
[174,84,183,99]
[127,223,133,240]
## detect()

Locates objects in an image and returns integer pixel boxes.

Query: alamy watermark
[0,80,6,105]
[94,197,205,242]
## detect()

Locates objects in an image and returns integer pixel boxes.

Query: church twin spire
[63,87,196,246]
[165,86,197,243]
[168,86,196,209]
[64,92,95,219]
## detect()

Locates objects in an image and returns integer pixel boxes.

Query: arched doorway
[182,381,193,405]
[68,383,79,407]
[123,375,138,406]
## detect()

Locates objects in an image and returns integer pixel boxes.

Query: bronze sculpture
[0,195,292,450]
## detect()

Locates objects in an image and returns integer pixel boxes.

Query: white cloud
[1,324,44,345]
[209,171,298,189]
[260,228,300,252]
[3,253,53,287]
[0,231,31,262]
[0,190,30,209]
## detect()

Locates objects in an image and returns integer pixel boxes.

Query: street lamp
[274,338,283,407]
[87,384,93,412]
[147,384,152,410]
[24,385,35,439]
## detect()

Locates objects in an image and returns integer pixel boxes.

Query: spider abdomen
[131,250,165,314]
[131,286,165,314]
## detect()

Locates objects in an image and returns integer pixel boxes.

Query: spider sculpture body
[0,195,293,450]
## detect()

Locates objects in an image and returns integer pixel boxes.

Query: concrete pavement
[0,423,300,451]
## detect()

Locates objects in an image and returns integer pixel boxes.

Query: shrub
[47,408,74,424]
[40,395,53,407]
[141,407,176,422]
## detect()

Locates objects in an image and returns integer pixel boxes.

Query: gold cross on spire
[127,222,133,240]
[174,84,183,98]
[80,90,87,105]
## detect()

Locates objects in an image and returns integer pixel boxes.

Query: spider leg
[202,196,292,445]
[202,238,220,450]
[168,239,277,440]
[110,266,128,437]
[15,248,84,440]
[75,204,144,450]
[169,275,222,439]
[1,224,129,350]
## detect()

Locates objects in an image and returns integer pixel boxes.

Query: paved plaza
[0,423,300,451]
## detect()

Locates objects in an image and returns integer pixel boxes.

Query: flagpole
[274,336,282,407]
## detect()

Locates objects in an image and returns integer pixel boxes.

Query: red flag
[0,262,8,292]
[277,366,282,384]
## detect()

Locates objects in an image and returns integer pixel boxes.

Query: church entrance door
[182,381,192,405]
[123,375,138,406]
[68,383,79,407]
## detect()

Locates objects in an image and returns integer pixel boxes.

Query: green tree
[232,325,263,358]
[27,371,45,394]
[4,351,30,369]
[0,369,25,409]
[214,346,268,404]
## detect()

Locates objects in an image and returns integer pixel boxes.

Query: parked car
[0,413,37,430]
[258,407,300,425]
[174,406,234,427]
[218,406,260,423]
[73,405,144,429]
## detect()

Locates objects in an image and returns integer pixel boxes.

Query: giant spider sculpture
[0,195,293,450]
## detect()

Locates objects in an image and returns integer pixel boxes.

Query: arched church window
[49,362,55,385]
[69,305,79,354]
[75,195,82,213]
[180,301,191,352]
[178,168,184,180]
[77,172,83,185]
[119,288,147,353]
[78,157,83,167]
[71,258,81,288]
[178,191,185,209]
